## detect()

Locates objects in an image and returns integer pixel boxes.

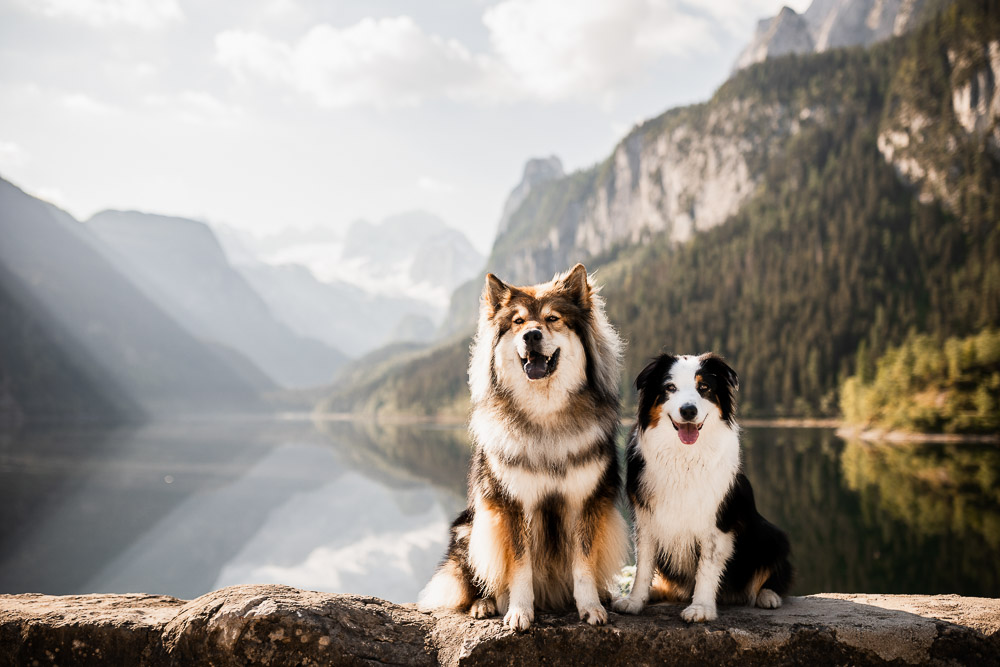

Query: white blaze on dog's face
[483,266,591,412]
[636,353,739,445]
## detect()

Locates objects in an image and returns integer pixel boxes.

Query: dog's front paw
[578,602,608,625]
[469,597,498,619]
[681,603,717,623]
[756,589,782,609]
[503,605,534,631]
[611,596,645,615]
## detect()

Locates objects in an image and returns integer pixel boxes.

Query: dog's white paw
[503,605,534,632]
[469,597,498,619]
[681,603,717,623]
[611,597,645,615]
[578,602,608,625]
[756,589,782,609]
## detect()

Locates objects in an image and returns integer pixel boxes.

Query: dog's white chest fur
[638,423,740,571]
[471,410,607,510]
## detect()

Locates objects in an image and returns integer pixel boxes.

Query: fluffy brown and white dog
[612,353,792,622]
[418,264,628,631]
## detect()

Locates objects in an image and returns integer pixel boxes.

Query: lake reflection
[0,422,997,601]
[0,419,468,602]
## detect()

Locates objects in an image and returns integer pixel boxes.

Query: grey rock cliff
[877,35,1000,210]
[735,7,815,72]
[1,585,998,666]
[736,0,942,71]
[488,97,809,284]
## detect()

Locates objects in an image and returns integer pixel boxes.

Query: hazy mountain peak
[496,156,565,237]
[735,7,814,72]
[735,0,946,71]
[522,156,564,185]
[88,209,228,265]
[85,208,346,388]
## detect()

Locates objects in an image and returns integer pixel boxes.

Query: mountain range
[216,212,484,356]
[0,182,482,424]
[2,0,995,426]
[0,178,269,425]
[734,0,952,70]
[319,0,999,419]
[85,210,347,389]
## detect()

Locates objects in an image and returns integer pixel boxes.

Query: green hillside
[841,329,1000,434]
[319,0,1000,421]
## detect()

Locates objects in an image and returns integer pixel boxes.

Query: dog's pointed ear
[560,263,592,308]
[483,273,510,318]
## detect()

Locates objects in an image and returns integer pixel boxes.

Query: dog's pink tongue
[523,356,548,380]
[678,423,699,445]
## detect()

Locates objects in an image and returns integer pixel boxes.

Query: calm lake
[0,420,997,602]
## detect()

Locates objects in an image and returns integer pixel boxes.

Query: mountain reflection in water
[0,421,996,601]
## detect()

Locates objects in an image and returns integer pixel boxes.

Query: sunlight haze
[0,0,809,253]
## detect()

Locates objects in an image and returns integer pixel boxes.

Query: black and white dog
[612,353,792,622]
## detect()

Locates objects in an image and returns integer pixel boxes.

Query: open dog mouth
[669,415,705,445]
[520,348,560,380]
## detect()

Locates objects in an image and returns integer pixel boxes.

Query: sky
[0,0,810,254]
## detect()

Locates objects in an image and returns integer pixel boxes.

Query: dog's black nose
[523,329,543,343]
[679,404,698,421]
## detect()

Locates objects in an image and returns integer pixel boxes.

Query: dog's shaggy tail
[418,562,473,611]
[417,509,479,612]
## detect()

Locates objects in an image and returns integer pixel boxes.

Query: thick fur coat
[418,264,628,631]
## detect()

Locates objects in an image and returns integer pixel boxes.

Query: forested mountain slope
[319,0,999,419]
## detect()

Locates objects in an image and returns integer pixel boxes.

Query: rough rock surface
[1,585,998,666]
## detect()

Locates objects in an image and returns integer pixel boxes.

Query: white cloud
[212,1,763,109]
[417,176,456,193]
[0,141,28,170]
[24,0,183,29]
[215,17,487,109]
[60,93,121,115]
[141,90,245,125]
[482,0,717,101]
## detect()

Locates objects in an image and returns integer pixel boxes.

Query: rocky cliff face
[2,585,998,666]
[736,0,945,71]
[735,7,816,71]
[877,16,999,212]
[488,95,821,284]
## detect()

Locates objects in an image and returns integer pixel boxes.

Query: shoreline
[836,425,1000,444]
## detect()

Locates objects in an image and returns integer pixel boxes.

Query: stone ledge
[1,585,998,666]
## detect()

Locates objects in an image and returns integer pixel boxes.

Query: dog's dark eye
[513,317,524,325]
[665,383,677,393]
[697,383,709,393]
[546,315,559,322]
